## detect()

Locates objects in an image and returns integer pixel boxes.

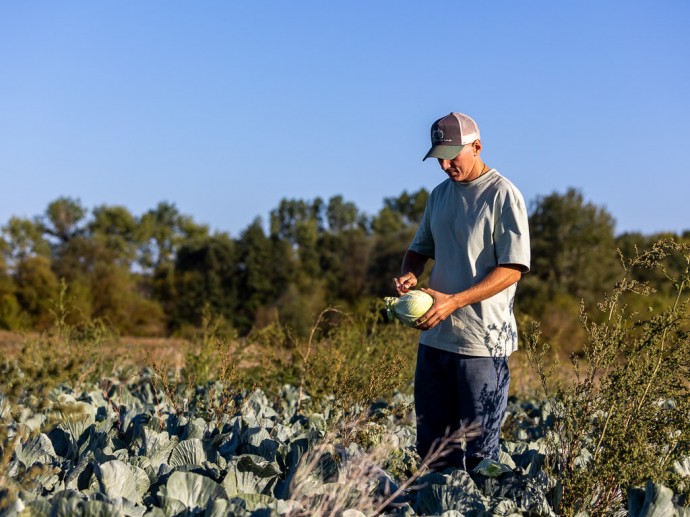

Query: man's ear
[472,139,482,154]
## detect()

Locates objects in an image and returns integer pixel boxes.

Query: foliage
[183,306,238,386]
[382,188,429,227]
[3,263,690,515]
[41,197,87,244]
[3,360,689,515]
[1,216,51,266]
[14,256,61,329]
[0,372,550,516]
[296,306,416,410]
[233,218,291,333]
[0,282,115,507]
[0,281,113,407]
[0,187,687,360]
[4,188,690,514]
[526,238,690,515]
[528,187,619,304]
[173,233,237,328]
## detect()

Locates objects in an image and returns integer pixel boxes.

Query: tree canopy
[0,188,685,351]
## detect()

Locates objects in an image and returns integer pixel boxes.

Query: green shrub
[527,239,690,515]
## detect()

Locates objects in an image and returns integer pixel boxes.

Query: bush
[527,239,690,515]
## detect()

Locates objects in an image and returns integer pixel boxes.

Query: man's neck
[462,160,489,183]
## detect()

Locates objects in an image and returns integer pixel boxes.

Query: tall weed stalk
[296,303,416,436]
[150,307,244,425]
[526,239,690,515]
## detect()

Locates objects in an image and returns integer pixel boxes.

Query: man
[394,112,530,471]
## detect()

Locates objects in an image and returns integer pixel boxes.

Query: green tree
[14,255,60,328]
[367,226,418,297]
[0,240,24,329]
[174,233,238,328]
[234,218,292,332]
[526,188,619,307]
[382,188,429,226]
[89,204,141,267]
[45,203,165,334]
[274,279,327,337]
[86,204,167,333]
[41,197,87,244]
[270,198,324,278]
[319,196,371,304]
[367,190,430,297]
[318,228,372,305]
[267,196,376,333]
[138,202,209,324]
[138,201,209,272]
[1,217,54,328]
[326,195,367,232]
[1,217,51,268]
[90,261,165,335]
[371,206,405,235]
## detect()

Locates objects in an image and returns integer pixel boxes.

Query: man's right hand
[394,272,417,295]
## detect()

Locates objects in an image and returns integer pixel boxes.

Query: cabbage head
[384,290,434,328]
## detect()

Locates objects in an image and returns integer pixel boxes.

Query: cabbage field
[1,369,689,517]
[1,239,689,516]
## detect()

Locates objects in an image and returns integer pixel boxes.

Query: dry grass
[0,330,23,359]
[507,346,581,399]
[0,329,576,401]
[0,330,245,372]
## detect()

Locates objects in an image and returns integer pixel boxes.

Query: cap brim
[422,144,465,161]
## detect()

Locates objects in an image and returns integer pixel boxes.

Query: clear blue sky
[1,1,689,238]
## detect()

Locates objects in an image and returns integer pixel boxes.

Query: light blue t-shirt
[409,169,531,357]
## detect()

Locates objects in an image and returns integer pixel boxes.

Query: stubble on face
[437,146,478,182]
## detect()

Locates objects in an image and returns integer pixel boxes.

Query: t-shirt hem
[419,338,514,358]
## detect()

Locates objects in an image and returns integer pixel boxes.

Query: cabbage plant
[2,374,685,516]
[384,290,434,328]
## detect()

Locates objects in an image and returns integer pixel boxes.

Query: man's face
[437,144,477,182]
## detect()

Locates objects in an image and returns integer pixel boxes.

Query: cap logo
[432,128,452,144]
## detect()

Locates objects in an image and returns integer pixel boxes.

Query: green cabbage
[384,290,434,328]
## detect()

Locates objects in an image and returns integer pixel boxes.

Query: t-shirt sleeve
[495,199,531,272]
[408,199,435,258]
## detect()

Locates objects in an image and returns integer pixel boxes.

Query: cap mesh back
[454,113,480,144]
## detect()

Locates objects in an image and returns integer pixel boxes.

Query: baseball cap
[423,112,481,161]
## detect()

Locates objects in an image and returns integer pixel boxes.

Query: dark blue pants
[414,343,510,471]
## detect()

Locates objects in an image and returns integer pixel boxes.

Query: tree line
[1,189,687,347]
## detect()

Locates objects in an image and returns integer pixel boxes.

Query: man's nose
[439,159,451,170]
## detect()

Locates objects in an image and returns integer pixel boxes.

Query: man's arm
[394,249,431,295]
[415,264,523,330]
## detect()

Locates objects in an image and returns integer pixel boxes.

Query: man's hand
[414,287,460,330]
[413,266,523,330]
[395,250,431,295]
[393,272,417,295]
